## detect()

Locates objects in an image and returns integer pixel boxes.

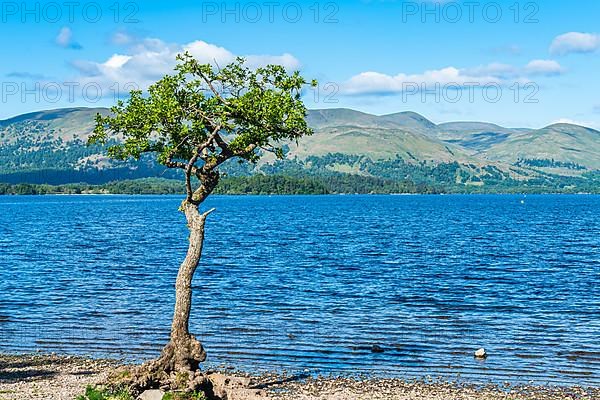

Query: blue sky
[1,0,600,129]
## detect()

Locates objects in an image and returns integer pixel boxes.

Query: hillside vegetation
[1,107,599,193]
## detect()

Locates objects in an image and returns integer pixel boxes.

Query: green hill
[1,107,599,192]
[482,123,600,171]
[436,122,529,152]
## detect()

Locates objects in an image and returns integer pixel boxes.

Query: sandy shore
[1,354,598,400]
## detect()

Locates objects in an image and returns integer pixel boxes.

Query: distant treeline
[3,147,600,195]
[215,175,440,195]
[0,175,440,196]
[516,158,587,171]
[2,173,599,196]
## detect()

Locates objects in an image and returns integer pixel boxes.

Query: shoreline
[2,192,600,197]
[1,354,598,400]
[2,177,600,196]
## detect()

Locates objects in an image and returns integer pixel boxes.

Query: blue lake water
[0,194,599,386]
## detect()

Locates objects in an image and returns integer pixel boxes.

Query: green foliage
[75,386,206,400]
[90,53,316,204]
[3,107,600,194]
[0,179,181,195]
[0,175,439,196]
[3,157,600,196]
[0,136,108,173]
[76,386,134,400]
[516,158,587,170]
[214,175,329,195]
[162,391,206,400]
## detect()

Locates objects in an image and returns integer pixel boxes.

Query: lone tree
[90,53,315,392]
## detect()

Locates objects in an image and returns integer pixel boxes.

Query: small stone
[371,345,385,353]
[475,348,487,359]
[138,389,165,400]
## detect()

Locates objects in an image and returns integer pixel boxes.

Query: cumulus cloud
[71,37,300,93]
[342,60,565,95]
[550,32,600,55]
[524,59,565,76]
[55,27,82,50]
[343,67,499,95]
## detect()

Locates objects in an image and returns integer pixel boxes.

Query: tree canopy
[90,53,316,205]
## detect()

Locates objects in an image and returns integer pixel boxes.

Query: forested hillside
[1,107,599,193]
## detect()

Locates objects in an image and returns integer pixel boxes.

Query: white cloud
[343,67,500,95]
[55,27,82,50]
[111,32,134,46]
[56,27,72,46]
[184,41,235,65]
[463,63,519,79]
[245,53,300,70]
[342,60,565,95]
[524,59,565,76]
[103,54,132,69]
[71,37,301,93]
[550,32,600,55]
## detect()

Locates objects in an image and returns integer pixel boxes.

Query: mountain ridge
[2,106,595,138]
[1,107,599,190]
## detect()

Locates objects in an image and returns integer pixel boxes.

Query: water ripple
[0,194,599,386]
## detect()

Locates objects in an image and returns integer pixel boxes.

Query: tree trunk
[109,202,219,394]
[155,201,214,372]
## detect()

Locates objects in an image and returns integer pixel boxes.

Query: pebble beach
[1,354,598,400]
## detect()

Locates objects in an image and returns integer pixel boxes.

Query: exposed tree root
[156,334,207,373]
[107,335,208,396]
[106,333,265,398]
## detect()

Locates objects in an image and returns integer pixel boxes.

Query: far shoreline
[1,191,600,197]
[2,176,600,196]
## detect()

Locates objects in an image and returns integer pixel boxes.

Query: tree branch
[184,152,201,202]
[199,126,222,151]
[165,159,188,169]
[190,106,219,131]
[197,72,227,104]
[201,208,216,219]
[234,143,258,157]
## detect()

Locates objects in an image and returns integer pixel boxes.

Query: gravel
[0,354,118,400]
[1,354,598,400]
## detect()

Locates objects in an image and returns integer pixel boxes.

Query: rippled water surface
[1,194,599,385]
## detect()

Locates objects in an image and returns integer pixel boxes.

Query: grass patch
[76,386,134,400]
[76,386,207,400]
[163,392,206,400]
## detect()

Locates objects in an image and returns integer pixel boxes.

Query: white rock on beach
[475,348,487,358]
[138,389,165,400]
